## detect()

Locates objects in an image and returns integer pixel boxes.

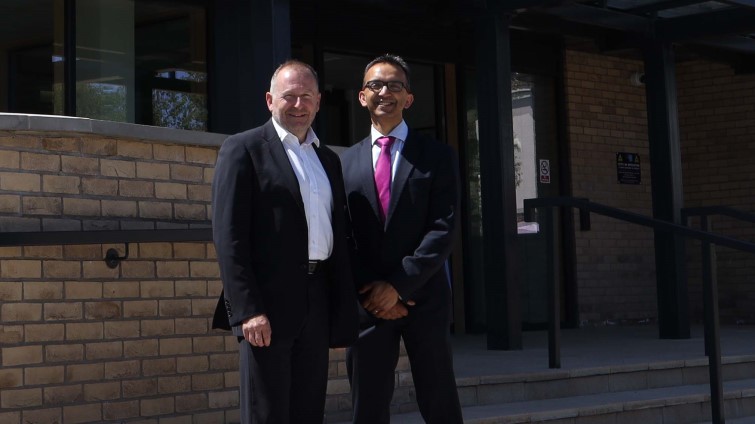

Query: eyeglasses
[363,80,407,93]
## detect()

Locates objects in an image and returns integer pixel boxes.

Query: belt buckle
[308,261,318,274]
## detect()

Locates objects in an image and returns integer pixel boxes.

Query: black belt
[307,259,329,275]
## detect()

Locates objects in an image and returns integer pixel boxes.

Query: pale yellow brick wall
[565,51,755,325]
[0,129,244,423]
[0,127,402,423]
[677,61,755,324]
[564,50,657,324]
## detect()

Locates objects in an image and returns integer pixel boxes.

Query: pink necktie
[374,136,396,222]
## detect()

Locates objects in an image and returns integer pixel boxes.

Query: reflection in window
[77,83,128,122]
[136,11,208,130]
[512,73,538,230]
[75,0,134,121]
[152,68,208,131]
[1,0,208,131]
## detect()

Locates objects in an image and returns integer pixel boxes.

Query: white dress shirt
[370,120,409,183]
[272,119,333,261]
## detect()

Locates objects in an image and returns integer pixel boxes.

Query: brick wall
[677,61,755,324]
[564,50,658,324]
[0,129,245,423]
[0,126,413,423]
[565,50,755,325]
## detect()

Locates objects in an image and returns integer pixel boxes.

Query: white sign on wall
[539,159,550,184]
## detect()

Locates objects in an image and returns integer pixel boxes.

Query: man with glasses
[340,54,463,423]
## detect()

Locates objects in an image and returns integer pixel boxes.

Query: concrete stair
[330,354,755,423]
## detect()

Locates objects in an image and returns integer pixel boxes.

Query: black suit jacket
[211,120,358,348]
[340,130,460,313]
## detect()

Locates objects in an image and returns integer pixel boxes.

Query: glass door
[512,73,561,329]
[461,70,561,332]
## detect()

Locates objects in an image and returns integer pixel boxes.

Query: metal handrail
[681,205,755,424]
[523,197,755,424]
[0,228,213,268]
[682,205,755,225]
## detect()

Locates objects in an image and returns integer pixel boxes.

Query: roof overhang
[477,0,755,69]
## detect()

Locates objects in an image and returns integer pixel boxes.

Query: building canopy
[488,0,755,68]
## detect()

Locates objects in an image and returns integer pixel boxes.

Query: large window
[1,0,207,131]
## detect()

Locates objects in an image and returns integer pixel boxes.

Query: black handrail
[524,197,755,253]
[523,197,755,424]
[681,205,755,424]
[682,205,755,225]
[0,228,213,267]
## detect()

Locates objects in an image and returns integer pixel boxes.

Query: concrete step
[697,417,755,424]
[377,378,755,423]
[328,354,755,423]
[455,354,755,408]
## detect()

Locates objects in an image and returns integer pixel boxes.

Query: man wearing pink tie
[340,54,463,424]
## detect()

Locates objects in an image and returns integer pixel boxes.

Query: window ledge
[0,113,227,147]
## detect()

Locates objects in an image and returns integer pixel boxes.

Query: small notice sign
[616,152,640,184]
[539,159,551,184]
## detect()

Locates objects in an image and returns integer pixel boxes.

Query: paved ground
[450,324,755,377]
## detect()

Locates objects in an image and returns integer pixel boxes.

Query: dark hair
[270,59,319,91]
[363,54,411,90]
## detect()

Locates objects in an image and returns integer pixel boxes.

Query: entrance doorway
[320,51,570,335]
[461,69,566,333]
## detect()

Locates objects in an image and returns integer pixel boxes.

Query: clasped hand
[359,281,415,320]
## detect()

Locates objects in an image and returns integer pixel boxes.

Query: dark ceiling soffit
[480,0,567,12]
[476,0,755,59]
[519,3,755,42]
[718,0,755,9]
[529,3,652,34]
[655,8,755,41]
[511,12,624,37]
[684,43,755,72]
[511,12,638,51]
[693,35,755,53]
[623,0,708,15]
[592,30,755,56]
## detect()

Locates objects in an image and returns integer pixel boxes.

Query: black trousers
[238,273,330,424]
[347,291,463,424]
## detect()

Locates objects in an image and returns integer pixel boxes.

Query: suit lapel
[356,137,382,221]
[386,131,418,225]
[262,120,305,214]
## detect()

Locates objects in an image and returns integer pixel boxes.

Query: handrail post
[545,206,561,368]
[701,216,725,424]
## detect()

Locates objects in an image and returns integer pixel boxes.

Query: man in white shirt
[212,60,358,424]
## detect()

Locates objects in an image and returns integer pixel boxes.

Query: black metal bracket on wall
[105,244,130,269]
[0,228,213,268]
